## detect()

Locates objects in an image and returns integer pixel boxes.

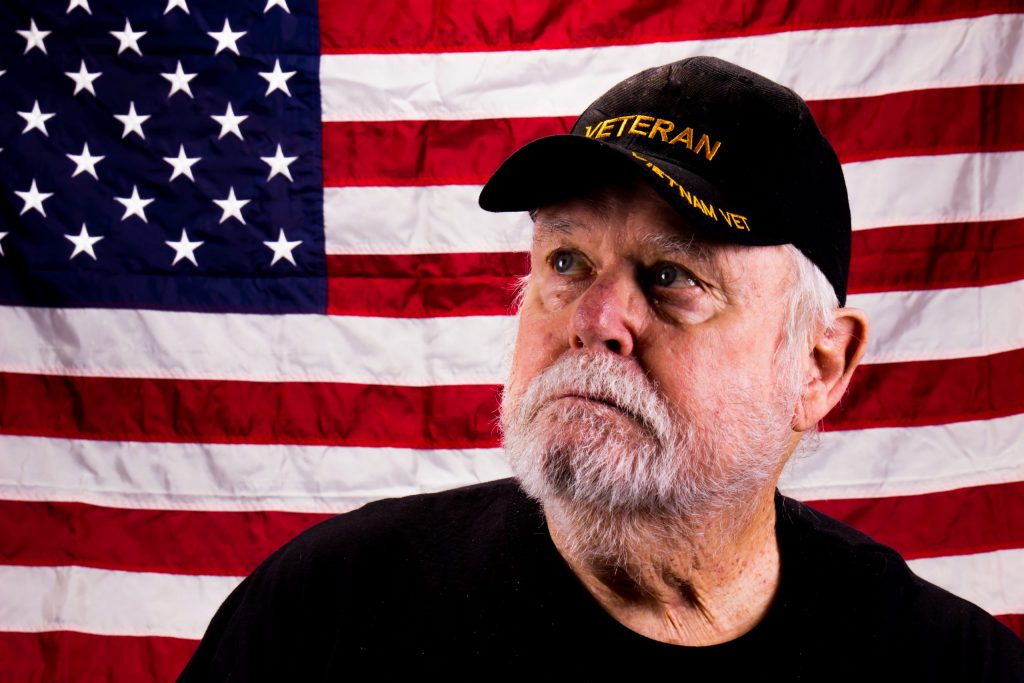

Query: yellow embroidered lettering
[635,151,742,221]
[648,118,674,142]
[678,184,692,205]
[693,196,714,218]
[594,118,618,139]
[718,207,733,227]
[628,115,654,136]
[695,134,722,161]
[669,127,694,149]
[594,118,722,160]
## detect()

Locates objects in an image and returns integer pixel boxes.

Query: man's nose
[569,270,643,356]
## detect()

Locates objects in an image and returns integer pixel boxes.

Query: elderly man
[179,57,1024,678]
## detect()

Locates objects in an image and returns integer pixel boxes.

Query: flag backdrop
[1,0,1023,679]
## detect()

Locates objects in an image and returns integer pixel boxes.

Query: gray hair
[774,245,840,436]
[780,245,840,351]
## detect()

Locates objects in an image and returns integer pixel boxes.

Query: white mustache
[514,352,673,443]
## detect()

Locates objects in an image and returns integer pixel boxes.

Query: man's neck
[544,488,780,647]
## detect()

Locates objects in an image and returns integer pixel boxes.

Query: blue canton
[0,0,325,313]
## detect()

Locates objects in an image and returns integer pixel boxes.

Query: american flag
[0,0,1022,679]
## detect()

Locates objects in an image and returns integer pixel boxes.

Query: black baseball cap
[479,56,851,306]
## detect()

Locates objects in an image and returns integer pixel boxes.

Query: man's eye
[551,251,579,274]
[651,263,697,289]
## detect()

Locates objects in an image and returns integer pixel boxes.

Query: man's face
[501,182,804,524]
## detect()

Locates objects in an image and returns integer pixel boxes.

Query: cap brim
[479,134,771,247]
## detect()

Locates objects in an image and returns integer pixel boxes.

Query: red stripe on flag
[0,373,502,448]
[0,500,329,576]
[826,348,1024,431]
[322,117,573,187]
[321,85,1024,187]
[808,84,1024,163]
[0,630,196,683]
[3,350,1023,446]
[995,614,1024,640]
[327,251,529,317]
[849,218,1024,294]
[319,0,1019,53]
[808,481,1024,561]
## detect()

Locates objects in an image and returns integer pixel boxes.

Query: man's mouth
[548,393,660,439]
[526,391,621,423]
[557,393,624,411]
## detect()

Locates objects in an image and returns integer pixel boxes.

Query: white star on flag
[208,19,246,55]
[67,143,105,179]
[264,0,290,12]
[211,103,248,140]
[65,224,104,260]
[111,19,147,56]
[15,180,53,217]
[263,228,301,265]
[213,187,250,224]
[166,229,203,266]
[65,60,102,96]
[164,0,189,14]
[258,59,296,96]
[18,101,55,136]
[161,60,197,98]
[114,185,154,222]
[17,19,50,55]
[163,145,201,182]
[115,102,150,139]
[0,232,8,257]
[260,144,298,181]
[67,0,91,14]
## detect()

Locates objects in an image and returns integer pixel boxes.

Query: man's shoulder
[776,492,903,570]
[297,477,526,544]
[777,492,963,608]
[776,493,1024,676]
[271,477,531,574]
[178,479,540,680]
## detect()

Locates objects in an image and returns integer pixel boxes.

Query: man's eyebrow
[532,213,585,239]
[639,231,717,266]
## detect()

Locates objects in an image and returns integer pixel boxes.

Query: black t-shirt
[179,479,1024,679]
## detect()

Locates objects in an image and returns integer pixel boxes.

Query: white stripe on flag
[908,548,1024,617]
[844,152,1024,230]
[0,549,1020,640]
[781,414,1024,501]
[324,153,1024,254]
[321,14,1024,121]
[0,306,516,386]
[850,279,1024,364]
[0,564,239,639]
[6,412,1024,512]
[325,185,534,255]
[0,435,509,512]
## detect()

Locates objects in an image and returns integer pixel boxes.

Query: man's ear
[793,308,870,432]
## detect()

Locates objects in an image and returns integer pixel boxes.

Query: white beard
[501,351,798,570]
